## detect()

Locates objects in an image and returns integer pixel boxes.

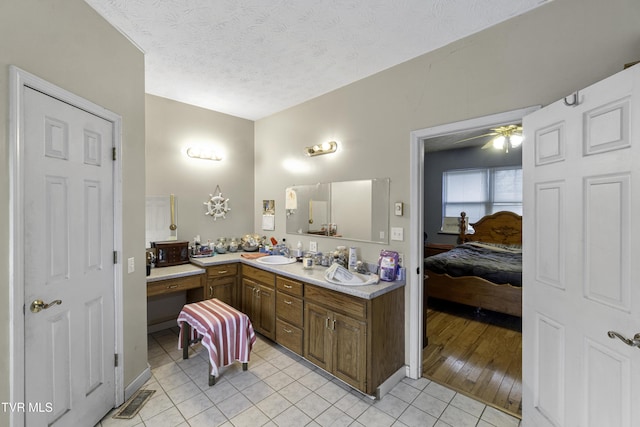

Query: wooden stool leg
[182,323,190,360]
[242,362,248,371]
[208,359,216,386]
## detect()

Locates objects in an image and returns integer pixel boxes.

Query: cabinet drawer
[276,276,303,297]
[147,274,202,297]
[207,263,238,278]
[276,292,303,327]
[242,264,275,286]
[276,319,303,356]
[305,285,367,319]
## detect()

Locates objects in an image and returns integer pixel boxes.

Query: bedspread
[178,298,256,376]
[424,242,522,286]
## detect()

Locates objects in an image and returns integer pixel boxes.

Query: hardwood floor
[422,298,522,418]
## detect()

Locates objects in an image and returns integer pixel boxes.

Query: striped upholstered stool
[178,298,256,386]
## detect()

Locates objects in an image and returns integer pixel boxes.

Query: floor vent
[112,389,156,419]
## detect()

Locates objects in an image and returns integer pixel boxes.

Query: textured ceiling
[85,0,547,120]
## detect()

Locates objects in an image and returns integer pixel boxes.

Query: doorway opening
[409,106,539,418]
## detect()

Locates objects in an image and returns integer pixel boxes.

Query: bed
[424,211,522,317]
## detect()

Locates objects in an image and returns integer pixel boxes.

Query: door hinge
[114,353,119,367]
[112,147,116,161]
[113,251,118,264]
[416,267,420,275]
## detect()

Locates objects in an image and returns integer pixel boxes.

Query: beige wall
[255,0,640,363]
[0,0,147,422]
[145,94,255,244]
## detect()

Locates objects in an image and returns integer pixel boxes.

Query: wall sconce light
[305,140,338,157]
[187,147,222,161]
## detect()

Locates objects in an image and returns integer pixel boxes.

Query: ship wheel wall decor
[204,185,230,220]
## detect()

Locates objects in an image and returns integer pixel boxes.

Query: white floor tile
[99,330,522,427]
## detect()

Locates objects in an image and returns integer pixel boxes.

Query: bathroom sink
[256,255,298,265]
[324,272,379,286]
[323,264,380,286]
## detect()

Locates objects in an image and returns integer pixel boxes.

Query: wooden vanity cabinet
[241,265,276,340]
[206,263,238,308]
[304,284,404,396]
[275,276,304,355]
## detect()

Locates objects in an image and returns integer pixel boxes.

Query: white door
[23,87,116,426]
[522,64,640,426]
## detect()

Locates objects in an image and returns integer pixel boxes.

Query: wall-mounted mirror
[286,178,390,244]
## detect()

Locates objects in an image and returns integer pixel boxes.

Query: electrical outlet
[398,253,405,266]
[391,227,404,241]
[309,241,317,252]
[127,257,135,274]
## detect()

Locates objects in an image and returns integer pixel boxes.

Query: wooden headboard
[459,211,522,245]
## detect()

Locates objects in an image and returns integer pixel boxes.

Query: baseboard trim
[147,320,178,334]
[124,364,152,401]
[375,366,406,399]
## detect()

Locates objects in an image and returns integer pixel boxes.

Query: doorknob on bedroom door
[607,331,640,348]
[30,299,62,313]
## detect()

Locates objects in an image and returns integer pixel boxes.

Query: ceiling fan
[453,124,524,152]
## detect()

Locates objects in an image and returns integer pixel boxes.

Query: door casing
[408,105,540,379]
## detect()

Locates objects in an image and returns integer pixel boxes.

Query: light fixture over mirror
[187,147,222,161]
[305,140,338,157]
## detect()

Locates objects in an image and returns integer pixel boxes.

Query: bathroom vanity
[148,253,405,397]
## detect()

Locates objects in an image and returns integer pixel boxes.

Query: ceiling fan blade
[452,132,497,145]
[481,140,494,149]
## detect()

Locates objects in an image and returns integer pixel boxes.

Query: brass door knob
[30,299,62,313]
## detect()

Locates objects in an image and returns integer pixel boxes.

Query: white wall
[0,0,147,423]
[254,0,640,367]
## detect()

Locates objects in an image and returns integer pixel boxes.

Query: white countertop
[187,252,405,300]
[147,263,205,283]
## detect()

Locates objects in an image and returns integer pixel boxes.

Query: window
[442,166,522,230]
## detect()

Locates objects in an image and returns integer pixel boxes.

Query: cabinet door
[241,278,257,323]
[332,312,367,391]
[304,302,331,371]
[208,276,236,308]
[256,283,275,340]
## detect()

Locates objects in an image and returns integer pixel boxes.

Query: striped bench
[178,298,256,386]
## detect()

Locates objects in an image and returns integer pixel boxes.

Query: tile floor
[98,328,522,427]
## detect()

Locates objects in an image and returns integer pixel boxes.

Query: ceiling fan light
[492,136,505,149]
[510,134,524,147]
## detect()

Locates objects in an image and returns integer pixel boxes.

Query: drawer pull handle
[284,284,292,289]
[284,300,292,305]
[168,284,178,289]
[218,270,228,274]
[283,328,292,334]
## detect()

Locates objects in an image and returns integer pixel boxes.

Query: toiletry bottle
[348,247,358,271]
[296,241,303,258]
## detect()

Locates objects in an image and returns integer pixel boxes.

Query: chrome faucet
[280,245,291,257]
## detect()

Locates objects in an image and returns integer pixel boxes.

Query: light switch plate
[309,241,317,252]
[127,257,135,274]
[394,202,404,216]
[391,227,404,241]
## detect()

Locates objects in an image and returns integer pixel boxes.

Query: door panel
[332,313,366,391]
[523,64,640,426]
[23,87,115,426]
[304,303,330,370]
